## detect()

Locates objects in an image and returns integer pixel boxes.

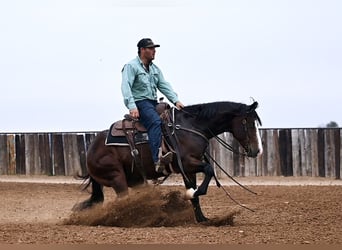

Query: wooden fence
[0,128,341,179]
[210,128,341,179]
[0,132,97,176]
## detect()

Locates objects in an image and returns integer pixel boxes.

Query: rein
[162,108,190,184]
[173,108,257,211]
[177,108,247,156]
[208,129,247,157]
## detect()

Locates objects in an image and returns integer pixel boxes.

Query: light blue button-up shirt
[121,56,179,110]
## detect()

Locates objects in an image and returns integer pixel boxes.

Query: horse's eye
[242,119,247,125]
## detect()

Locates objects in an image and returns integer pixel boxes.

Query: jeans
[136,99,161,163]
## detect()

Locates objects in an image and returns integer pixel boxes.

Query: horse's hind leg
[72,177,104,211]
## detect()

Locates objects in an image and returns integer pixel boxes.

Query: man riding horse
[74,38,263,223]
[121,38,184,174]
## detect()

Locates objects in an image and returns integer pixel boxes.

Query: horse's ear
[248,101,258,112]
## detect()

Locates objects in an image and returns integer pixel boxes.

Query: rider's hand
[175,101,185,110]
[129,108,139,119]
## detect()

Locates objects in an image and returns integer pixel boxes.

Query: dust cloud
[64,186,237,227]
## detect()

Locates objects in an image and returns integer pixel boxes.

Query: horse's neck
[177,111,233,139]
[206,115,233,137]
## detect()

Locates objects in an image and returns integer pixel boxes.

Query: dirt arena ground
[0,175,341,245]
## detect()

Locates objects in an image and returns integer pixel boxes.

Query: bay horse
[74,101,263,222]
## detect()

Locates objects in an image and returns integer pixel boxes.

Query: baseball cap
[137,38,160,48]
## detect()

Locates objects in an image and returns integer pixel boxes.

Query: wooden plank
[286,129,294,176]
[209,133,233,177]
[324,129,335,178]
[234,135,246,177]
[7,134,16,174]
[239,150,246,177]
[51,134,65,176]
[298,129,312,177]
[38,133,52,175]
[265,130,273,176]
[267,129,281,176]
[259,129,268,176]
[209,136,219,177]
[273,129,281,176]
[279,129,293,176]
[15,134,26,174]
[24,134,33,175]
[232,138,241,176]
[298,129,306,176]
[300,129,307,176]
[334,129,340,179]
[85,133,97,150]
[224,133,235,176]
[317,128,325,177]
[63,133,82,176]
[77,134,87,176]
[308,129,318,177]
[62,134,73,176]
[213,134,228,179]
[291,129,301,176]
[310,129,319,177]
[278,129,287,176]
[244,150,257,177]
[304,129,312,176]
[24,134,41,175]
[0,134,8,174]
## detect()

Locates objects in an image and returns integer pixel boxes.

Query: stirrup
[155,162,164,173]
[155,162,169,175]
[159,151,173,165]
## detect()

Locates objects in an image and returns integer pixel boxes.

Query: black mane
[182,101,248,121]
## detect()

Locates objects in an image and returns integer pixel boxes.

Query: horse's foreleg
[185,163,214,199]
[190,196,208,222]
[183,173,209,222]
[111,175,129,198]
[184,163,214,222]
[90,177,105,203]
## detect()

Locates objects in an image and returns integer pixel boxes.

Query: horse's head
[231,101,263,157]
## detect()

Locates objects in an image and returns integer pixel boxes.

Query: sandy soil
[0,176,341,244]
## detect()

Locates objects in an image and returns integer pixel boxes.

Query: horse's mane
[182,101,247,121]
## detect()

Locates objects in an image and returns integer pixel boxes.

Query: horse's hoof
[184,188,197,200]
[71,202,88,212]
[198,217,209,223]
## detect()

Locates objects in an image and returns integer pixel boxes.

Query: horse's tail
[73,172,91,191]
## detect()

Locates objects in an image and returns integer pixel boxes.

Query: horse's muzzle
[247,148,262,158]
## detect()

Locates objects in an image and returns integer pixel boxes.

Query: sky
[0,0,341,132]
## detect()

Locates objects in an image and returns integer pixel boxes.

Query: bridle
[238,116,257,156]
[209,115,258,157]
[166,107,258,211]
[167,108,255,156]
